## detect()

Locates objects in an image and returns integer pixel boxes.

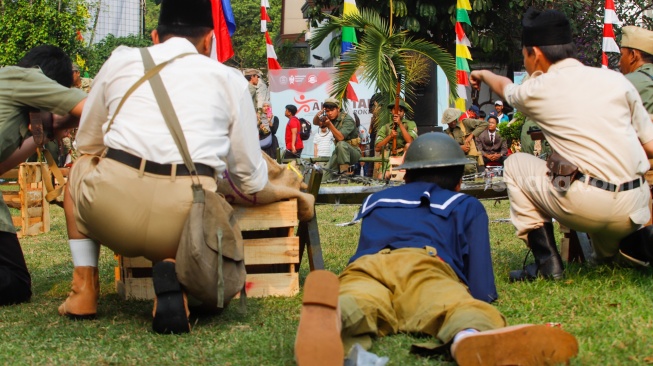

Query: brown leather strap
[38,148,66,202]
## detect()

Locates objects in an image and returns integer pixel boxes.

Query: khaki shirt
[625,63,653,114]
[375,119,418,151]
[505,58,653,182]
[0,66,86,233]
[446,118,488,145]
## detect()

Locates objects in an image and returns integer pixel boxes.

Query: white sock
[69,239,100,267]
[453,328,479,345]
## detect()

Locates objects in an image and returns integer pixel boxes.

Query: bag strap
[105,50,195,134]
[139,48,199,183]
[638,69,653,82]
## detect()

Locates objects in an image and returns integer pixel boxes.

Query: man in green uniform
[313,97,361,179]
[244,68,259,110]
[443,107,488,175]
[374,99,418,178]
[619,26,653,114]
[0,45,86,306]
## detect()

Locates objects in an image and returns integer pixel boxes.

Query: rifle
[391,75,402,155]
[526,126,545,141]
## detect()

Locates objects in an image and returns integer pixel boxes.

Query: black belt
[105,149,215,177]
[577,173,641,192]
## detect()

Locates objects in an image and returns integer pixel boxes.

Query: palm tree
[308,8,458,127]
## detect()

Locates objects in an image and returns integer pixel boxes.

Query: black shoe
[509,223,564,282]
[619,226,653,266]
[152,261,190,334]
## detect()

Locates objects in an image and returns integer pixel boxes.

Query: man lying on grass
[294,132,579,365]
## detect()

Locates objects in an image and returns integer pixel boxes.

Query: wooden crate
[1,163,50,238]
[115,199,300,300]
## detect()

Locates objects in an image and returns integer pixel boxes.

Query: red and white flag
[261,0,281,69]
[601,0,620,68]
[261,0,271,32]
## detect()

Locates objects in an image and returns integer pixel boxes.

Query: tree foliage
[304,0,653,71]
[0,0,90,66]
[85,34,153,77]
[309,9,457,127]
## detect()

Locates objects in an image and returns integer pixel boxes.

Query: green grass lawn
[1,200,653,365]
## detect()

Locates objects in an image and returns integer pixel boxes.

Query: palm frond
[312,7,458,123]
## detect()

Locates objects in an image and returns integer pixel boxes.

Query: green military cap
[441,108,463,124]
[621,26,653,55]
[387,99,409,111]
[243,68,259,76]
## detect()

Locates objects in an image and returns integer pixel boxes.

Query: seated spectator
[293,133,579,365]
[476,115,508,166]
[459,104,480,121]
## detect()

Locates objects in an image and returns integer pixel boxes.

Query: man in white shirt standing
[490,101,510,123]
[58,0,268,333]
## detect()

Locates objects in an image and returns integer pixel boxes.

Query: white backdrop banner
[269,67,376,158]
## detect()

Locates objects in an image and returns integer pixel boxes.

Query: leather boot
[58,266,99,319]
[619,225,653,266]
[152,260,190,334]
[509,223,564,282]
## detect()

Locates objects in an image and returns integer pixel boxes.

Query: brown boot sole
[295,270,343,366]
[453,324,579,366]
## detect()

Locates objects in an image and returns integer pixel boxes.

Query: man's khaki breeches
[69,155,217,262]
[338,248,506,352]
[504,153,651,259]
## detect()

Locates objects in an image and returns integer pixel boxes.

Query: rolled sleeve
[628,85,653,145]
[225,87,268,194]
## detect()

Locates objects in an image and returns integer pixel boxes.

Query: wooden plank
[41,183,49,233]
[243,237,299,265]
[116,273,299,300]
[118,277,155,300]
[26,207,43,217]
[24,221,43,236]
[121,256,153,268]
[233,199,299,231]
[11,216,21,227]
[242,272,299,298]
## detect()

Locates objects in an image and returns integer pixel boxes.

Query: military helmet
[396,132,470,170]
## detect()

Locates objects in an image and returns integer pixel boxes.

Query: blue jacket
[351,182,498,302]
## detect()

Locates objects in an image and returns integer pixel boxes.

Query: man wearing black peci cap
[471,8,653,280]
[58,0,268,333]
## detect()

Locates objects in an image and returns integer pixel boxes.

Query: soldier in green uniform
[72,63,93,93]
[0,45,86,306]
[375,99,418,178]
[313,97,361,179]
[619,26,653,114]
[244,69,259,110]
[443,108,488,175]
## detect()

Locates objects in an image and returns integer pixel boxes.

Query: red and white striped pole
[601,0,620,68]
[261,0,281,69]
